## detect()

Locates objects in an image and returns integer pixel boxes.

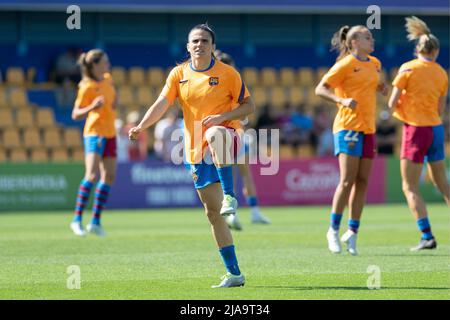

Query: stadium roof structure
[0,0,449,15]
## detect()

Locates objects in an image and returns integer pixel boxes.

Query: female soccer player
[388,16,449,251]
[128,24,254,287]
[315,25,387,255]
[214,50,271,231]
[70,49,117,237]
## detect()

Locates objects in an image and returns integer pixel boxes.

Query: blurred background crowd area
[0,6,449,163]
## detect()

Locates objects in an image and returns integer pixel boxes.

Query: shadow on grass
[253,285,450,291]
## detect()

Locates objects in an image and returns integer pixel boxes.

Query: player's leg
[327,153,359,253]
[237,163,270,224]
[205,126,239,215]
[70,137,102,236]
[223,166,243,231]
[427,160,450,205]
[342,133,376,255]
[342,158,373,255]
[425,125,449,205]
[87,137,117,236]
[400,124,436,250]
[401,159,436,250]
[197,183,245,288]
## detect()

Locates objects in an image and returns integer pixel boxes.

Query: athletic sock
[330,213,342,231]
[417,217,433,240]
[217,166,235,197]
[73,179,93,223]
[348,219,360,234]
[91,182,111,225]
[246,196,258,207]
[219,245,241,276]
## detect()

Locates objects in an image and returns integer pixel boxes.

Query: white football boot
[211,272,245,288]
[225,214,243,231]
[70,221,86,237]
[86,223,106,237]
[341,230,358,255]
[326,227,341,254]
[220,194,238,216]
[250,208,271,224]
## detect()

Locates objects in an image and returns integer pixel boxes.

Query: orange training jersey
[161,59,250,164]
[321,54,381,134]
[392,58,448,126]
[75,72,117,138]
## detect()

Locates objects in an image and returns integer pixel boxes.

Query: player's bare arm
[202,96,255,127]
[388,86,402,111]
[71,95,104,120]
[128,95,171,140]
[315,81,357,109]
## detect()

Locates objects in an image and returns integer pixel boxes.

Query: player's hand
[202,114,226,128]
[340,98,357,109]
[377,83,389,96]
[92,96,105,109]
[128,126,141,140]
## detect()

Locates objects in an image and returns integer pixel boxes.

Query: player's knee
[205,126,228,145]
[402,182,417,197]
[205,127,219,143]
[205,210,221,224]
[104,173,116,185]
[356,176,369,189]
[339,179,353,191]
[84,173,97,182]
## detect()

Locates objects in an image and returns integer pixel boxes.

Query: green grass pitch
[0,204,448,300]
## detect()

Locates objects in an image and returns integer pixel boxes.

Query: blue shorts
[427,125,445,162]
[334,130,376,158]
[334,130,363,157]
[188,162,220,189]
[84,136,117,157]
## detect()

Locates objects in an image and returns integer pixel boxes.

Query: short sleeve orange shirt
[75,73,117,138]
[321,54,381,134]
[160,59,250,163]
[392,59,448,126]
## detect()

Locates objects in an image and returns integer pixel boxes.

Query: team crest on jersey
[209,77,219,86]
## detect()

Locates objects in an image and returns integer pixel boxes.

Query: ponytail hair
[331,25,367,61]
[77,49,105,83]
[331,25,351,61]
[405,16,439,56]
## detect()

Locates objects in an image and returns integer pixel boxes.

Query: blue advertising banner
[107,160,203,209]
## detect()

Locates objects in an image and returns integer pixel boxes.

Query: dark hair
[190,23,216,44]
[77,49,105,82]
[178,23,217,65]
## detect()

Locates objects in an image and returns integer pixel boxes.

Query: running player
[70,49,117,237]
[128,24,254,287]
[214,50,271,231]
[388,16,449,251]
[315,25,387,255]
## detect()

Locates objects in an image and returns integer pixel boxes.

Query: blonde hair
[331,25,367,61]
[77,49,105,83]
[405,16,439,55]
